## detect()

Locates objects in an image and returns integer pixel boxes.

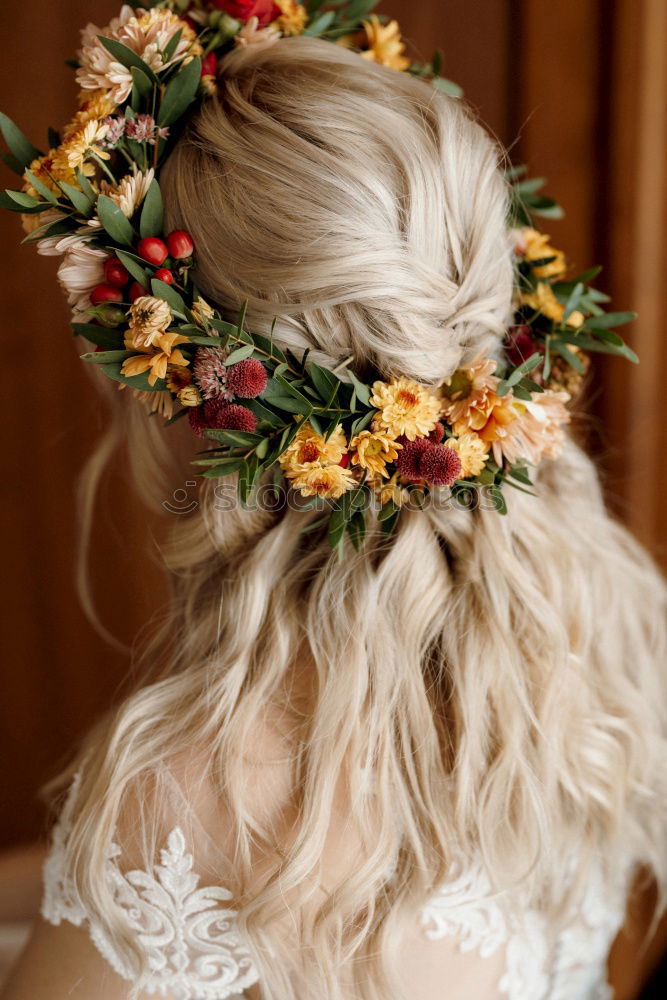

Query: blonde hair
[52,37,667,1000]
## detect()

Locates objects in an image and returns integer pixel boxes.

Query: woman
[2,8,666,1000]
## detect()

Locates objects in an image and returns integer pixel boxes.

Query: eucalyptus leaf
[303,10,336,35]
[23,171,59,204]
[225,344,255,365]
[0,112,42,168]
[97,193,135,245]
[139,178,164,238]
[81,349,133,364]
[1,151,27,176]
[59,180,94,215]
[157,56,202,127]
[114,248,150,285]
[97,36,160,83]
[150,277,186,313]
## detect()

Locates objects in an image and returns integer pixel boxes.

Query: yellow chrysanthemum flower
[279,424,348,478]
[121,331,190,387]
[445,433,489,478]
[369,472,407,506]
[349,429,401,479]
[520,227,567,280]
[62,89,117,141]
[274,0,307,35]
[370,377,441,441]
[521,282,584,328]
[290,464,355,500]
[54,119,110,175]
[127,295,172,348]
[23,150,78,199]
[192,296,215,325]
[359,15,410,71]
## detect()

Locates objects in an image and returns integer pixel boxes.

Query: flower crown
[1,1,638,550]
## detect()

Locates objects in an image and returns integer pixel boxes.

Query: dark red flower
[210,0,280,28]
[428,421,445,444]
[189,399,258,438]
[395,438,431,481]
[505,324,540,368]
[419,444,462,487]
[225,358,268,398]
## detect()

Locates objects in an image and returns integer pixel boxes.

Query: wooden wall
[0,6,666,985]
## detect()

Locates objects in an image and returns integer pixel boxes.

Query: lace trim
[41,781,259,1000]
[42,777,630,1000]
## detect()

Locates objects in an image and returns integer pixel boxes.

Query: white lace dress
[41,776,631,1000]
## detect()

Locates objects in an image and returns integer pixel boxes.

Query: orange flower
[453,391,521,466]
[122,331,190,386]
[442,357,499,424]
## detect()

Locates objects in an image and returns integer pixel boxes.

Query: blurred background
[0,1,666,996]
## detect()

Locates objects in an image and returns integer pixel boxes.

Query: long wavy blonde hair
[52,37,667,1000]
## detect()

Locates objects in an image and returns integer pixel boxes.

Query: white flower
[76,5,200,103]
[38,232,108,320]
[94,165,155,222]
[235,16,281,49]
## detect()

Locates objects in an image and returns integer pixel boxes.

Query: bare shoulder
[1,918,166,1000]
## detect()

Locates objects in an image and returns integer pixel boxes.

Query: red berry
[154,268,174,285]
[103,258,130,287]
[129,281,147,302]
[90,283,123,306]
[136,237,169,266]
[166,230,194,260]
[201,52,217,78]
[419,444,462,487]
[225,358,268,399]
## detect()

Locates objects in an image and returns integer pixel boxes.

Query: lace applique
[41,783,259,1000]
[419,857,629,1000]
[419,863,550,1000]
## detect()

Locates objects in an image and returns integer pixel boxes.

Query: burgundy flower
[210,0,280,28]
[505,324,540,368]
[428,421,445,444]
[419,444,462,487]
[225,358,268,398]
[189,400,258,438]
[395,438,431,481]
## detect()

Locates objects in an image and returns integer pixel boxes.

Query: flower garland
[0,1,638,550]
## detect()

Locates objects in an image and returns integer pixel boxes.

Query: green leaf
[244,398,284,427]
[0,112,41,169]
[327,506,347,549]
[303,10,336,35]
[263,394,313,416]
[3,189,43,209]
[59,180,94,215]
[250,332,287,364]
[130,66,155,108]
[114,248,150,285]
[562,281,584,322]
[1,151,27,175]
[225,344,255,365]
[97,194,135,245]
[97,36,160,83]
[157,56,202,127]
[346,368,371,405]
[150,277,186,313]
[81,349,133,364]
[72,323,124,350]
[139,178,164,238]
[162,27,183,64]
[350,409,375,436]
[488,485,508,515]
[22,215,75,243]
[75,169,96,202]
[308,361,340,402]
[203,429,262,446]
[433,77,463,98]
[23,171,58,204]
[584,311,636,330]
[201,458,244,478]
